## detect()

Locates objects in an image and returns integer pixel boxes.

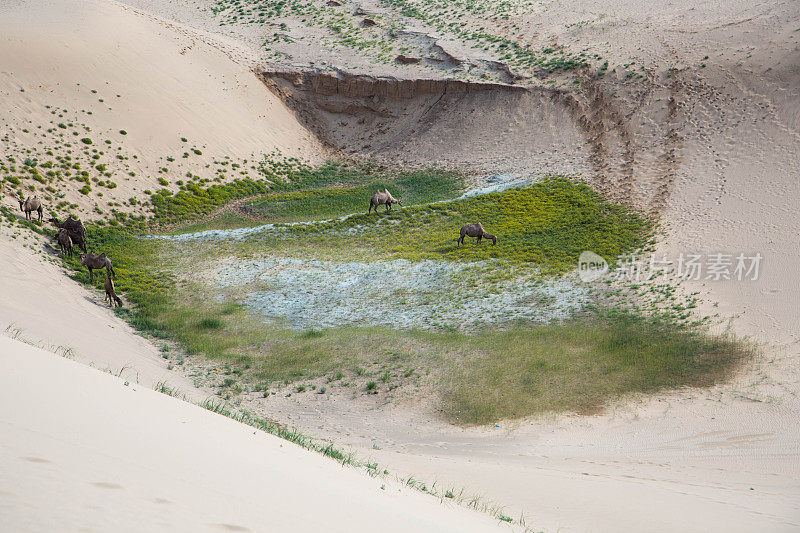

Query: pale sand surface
[0,335,507,533]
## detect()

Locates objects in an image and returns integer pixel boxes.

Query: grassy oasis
[57,161,748,423]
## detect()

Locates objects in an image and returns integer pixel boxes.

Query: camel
[18,195,43,223]
[368,188,402,214]
[79,252,116,283]
[49,215,87,253]
[104,275,122,308]
[458,223,497,246]
[56,228,73,256]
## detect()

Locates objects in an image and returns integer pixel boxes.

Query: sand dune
[0,335,506,533]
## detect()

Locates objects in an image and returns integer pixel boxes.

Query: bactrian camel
[104,275,122,308]
[49,216,87,253]
[368,188,402,214]
[56,228,73,256]
[458,223,497,246]
[19,195,43,223]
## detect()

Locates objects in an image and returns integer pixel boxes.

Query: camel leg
[88,268,93,283]
[476,235,482,244]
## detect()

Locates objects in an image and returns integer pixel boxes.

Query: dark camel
[50,216,87,253]
[104,275,123,308]
[56,228,73,256]
[79,252,116,282]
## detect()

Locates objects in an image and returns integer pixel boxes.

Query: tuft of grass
[198,317,223,330]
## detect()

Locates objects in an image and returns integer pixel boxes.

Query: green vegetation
[42,157,745,425]
[444,311,749,424]
[149,162,461,227]
[244,168,462,222]
[230,177,648,273]
[66,224,745,424]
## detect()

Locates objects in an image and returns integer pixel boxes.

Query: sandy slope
[0,335,507,533]
[0,0,323,218]
[0,225,200,395]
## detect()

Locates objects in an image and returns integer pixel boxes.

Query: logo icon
[578,251,608,282]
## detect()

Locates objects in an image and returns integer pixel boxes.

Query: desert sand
[2,0,799,530]
[0,335,505,533]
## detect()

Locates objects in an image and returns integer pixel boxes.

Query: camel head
[489,234,497,245]
[18,196,25,211]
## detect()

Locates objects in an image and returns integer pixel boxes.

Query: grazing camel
[49,216,87,253]
[18,195,43,223]
[104,275,123,308]
[458,223,497,246]
[79,252,116,282]
[56,228,73,256]
[368,188,402,214]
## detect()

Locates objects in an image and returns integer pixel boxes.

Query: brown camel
[368,188,402,214]
[18,195,43,223]
[56,228,73,256]
[458,223,497,246]
[79,252,116,282]
[104,275,123,308]
[50,216,87,253]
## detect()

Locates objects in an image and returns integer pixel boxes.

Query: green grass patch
[244,168,463,222]
[222,177,650,273]
[443,311,750,424]
[148,161,461,228]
